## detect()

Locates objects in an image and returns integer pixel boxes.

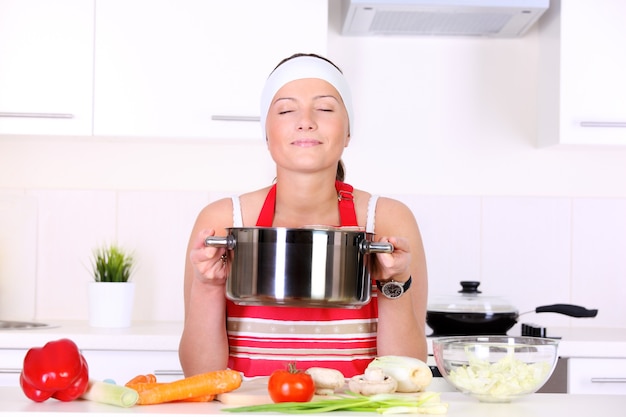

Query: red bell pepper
[20,338,89,402]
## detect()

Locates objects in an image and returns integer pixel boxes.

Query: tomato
[267,363,315,403]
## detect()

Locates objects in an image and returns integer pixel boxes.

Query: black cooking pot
[426,281,598,336]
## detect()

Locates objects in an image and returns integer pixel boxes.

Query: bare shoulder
[375,196,415,218]
[350,189,416,229]
[194,197,235,231]
[231,186,273,226]
[368,195,419,236]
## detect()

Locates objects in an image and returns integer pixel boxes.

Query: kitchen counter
[0,386,624,416]
[2,321,626,358]
[0,321,183,351]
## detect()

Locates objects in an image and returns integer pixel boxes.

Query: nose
[297,109,317,131]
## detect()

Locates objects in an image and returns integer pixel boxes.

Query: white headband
[259,55,353,138]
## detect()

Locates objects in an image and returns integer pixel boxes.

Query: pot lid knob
[459,281,482,294]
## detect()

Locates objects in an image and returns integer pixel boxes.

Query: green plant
[91,244,134,283]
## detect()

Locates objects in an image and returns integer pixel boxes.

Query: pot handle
[204,235,236,250]
[360,241,394,254]
[535,304,598,318]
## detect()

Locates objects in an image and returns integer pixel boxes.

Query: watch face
[382,282,403,298]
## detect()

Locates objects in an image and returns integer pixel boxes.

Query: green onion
[222,391,448,414]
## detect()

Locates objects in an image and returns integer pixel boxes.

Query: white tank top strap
[231,195,243,227]
[366,195,379,234]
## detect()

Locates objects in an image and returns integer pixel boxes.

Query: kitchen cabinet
[81,350,183,384]
[538,0,626,146]
[93,0,328,140]
[568,357,626,395]
[0,348,182,387]
[0,349,25,387]
[0,321,186,387]
[0,0,94,136]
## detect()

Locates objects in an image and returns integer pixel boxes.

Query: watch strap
[376,276,412,298]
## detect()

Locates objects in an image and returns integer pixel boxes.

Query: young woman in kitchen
[179,53,428,378]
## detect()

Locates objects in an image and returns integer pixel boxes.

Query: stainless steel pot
[205,227,393,308]
[426,281,598,336]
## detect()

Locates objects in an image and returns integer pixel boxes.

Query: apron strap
[256,184,277,227]
[256,181,358,227]
[335,180,358,227]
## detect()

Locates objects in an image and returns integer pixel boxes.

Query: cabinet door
[1,349,183,387]
[539,0,626,146]
[568,357,626,395]
[93,0,328,140]
[81,350,183,385]
[0,349,25,387]
[0,0,94,135]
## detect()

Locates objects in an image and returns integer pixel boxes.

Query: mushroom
[305,367,346,395]
[348,366,397,396]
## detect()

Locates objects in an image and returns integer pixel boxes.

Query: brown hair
[272,53,343,73]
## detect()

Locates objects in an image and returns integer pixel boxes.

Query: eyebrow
[272,95,341,106]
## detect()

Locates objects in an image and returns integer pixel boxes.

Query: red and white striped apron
[226,181,379,377]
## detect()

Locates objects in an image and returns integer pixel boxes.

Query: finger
[384,236,409,253]
[194,229,215,249]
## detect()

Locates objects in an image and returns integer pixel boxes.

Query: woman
[179,53,428,378]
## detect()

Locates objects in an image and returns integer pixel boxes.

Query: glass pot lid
[427,281,517,314]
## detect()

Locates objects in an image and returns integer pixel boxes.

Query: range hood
[340,0,549,37]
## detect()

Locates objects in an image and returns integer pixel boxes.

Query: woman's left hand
[372,236,411,281]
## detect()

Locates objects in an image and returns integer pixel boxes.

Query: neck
[272,174,341,227]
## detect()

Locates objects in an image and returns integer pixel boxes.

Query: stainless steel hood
[340,0,550,38]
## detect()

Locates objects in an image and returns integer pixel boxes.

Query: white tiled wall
[0,192,37,320]
[115,191,210,321]
[570,198,626,328]
[392,194,623,332]
[1,189,623,331]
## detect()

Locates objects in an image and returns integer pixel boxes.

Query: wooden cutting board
[217,377,350,406]
[216,377,273,406]
[217,376,431,406]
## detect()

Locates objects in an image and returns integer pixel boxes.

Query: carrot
[177,394,215,402]
[125,382,161,392]
[126,383,214,402]
[134,369,242,405]
[126,374,157,385]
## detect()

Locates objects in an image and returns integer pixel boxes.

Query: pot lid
[427,281,517,314]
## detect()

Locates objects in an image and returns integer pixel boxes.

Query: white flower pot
[88,282,135,328]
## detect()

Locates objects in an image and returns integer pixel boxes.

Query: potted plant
[87,244,136,328]
[92,245,134,283]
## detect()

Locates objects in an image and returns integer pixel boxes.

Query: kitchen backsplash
[1,188,623,332]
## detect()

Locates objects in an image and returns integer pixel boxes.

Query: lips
[291,139,322,147]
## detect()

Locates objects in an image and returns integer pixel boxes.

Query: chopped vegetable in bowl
[447,352,551,401]
[432,336,558,403]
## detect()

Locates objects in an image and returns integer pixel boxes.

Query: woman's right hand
[188,229,230,286]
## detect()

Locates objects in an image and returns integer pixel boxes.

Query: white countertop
[0,386,625,416]
[0,321,183,351]
[2,321,626,358]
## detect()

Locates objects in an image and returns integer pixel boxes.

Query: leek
[81,380,139,407]
[367,356,433,393]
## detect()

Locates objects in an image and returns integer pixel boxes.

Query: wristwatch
[376,276,412,299]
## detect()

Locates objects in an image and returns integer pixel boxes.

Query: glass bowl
[432,335,559,402]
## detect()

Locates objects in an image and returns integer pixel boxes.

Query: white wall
[0,3,624,332]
